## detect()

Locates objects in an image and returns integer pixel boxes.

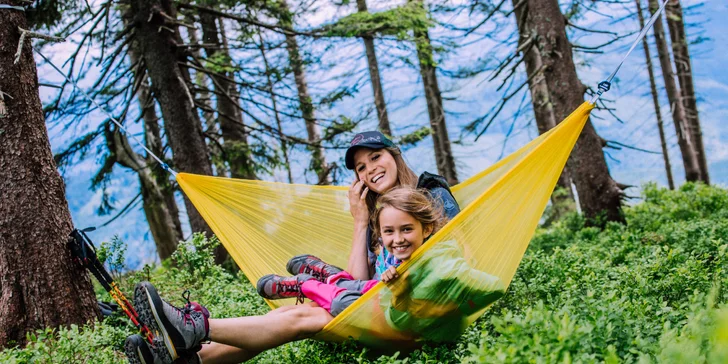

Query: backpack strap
[417,171,455,200]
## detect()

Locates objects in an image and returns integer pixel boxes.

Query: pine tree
[410,0,458,184]
[524,0,625,224]
[512,0,576,209]
[356,0,391,135]
[636,0,675,189]
[199,9,256,179]
[278,0,331,184]
[127,0,227,260]
[0,7,99,347]
[665,0,708,183]
[648,0,701,182]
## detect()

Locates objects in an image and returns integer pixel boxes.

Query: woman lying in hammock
[124,131,462,364]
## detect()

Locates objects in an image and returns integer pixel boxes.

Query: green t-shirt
[381,240,506,342]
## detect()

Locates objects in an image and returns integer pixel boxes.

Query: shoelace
[179,290,196,327]
[183,290,211,344]
[301,265,325,280]
[277,279,306,304]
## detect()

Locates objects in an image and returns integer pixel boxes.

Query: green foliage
[205,52,236,74]
[2,185,727,363]
[97,235,127,280]
[0,323,129,363]
[397,126,432,148]
[324,4,432,40]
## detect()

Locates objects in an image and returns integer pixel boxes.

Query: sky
[36,0,728,270]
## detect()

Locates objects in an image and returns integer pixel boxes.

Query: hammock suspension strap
[68,228,156,345]
[590,0,669,104]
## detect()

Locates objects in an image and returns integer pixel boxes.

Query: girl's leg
[300,280,348,311]
[329,279,378,316]
[197,342,259,364]
[206,303,332,353]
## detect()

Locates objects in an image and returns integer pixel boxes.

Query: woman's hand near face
[380,266,399,283]
[348,180,370,227]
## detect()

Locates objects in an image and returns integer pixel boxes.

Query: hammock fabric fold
[177,102,595,347]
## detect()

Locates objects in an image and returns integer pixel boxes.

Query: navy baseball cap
[345,131,397,169]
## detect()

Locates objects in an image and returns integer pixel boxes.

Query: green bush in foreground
[1,183,727,363]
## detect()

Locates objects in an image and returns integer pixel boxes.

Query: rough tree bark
[279,0,330,184]
[526,0,625,224]
[410,0,458,185]
[127,0,225,260]
[199,11,256,179]
[512,0,576,206]
[0,6,99,347]
[666,0,708,183]
[648,0,701,182]
[356,0,392,136]
[636,0,675,190]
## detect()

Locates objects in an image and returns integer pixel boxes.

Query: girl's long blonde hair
[370,187,445,244]
[362,147,418,215]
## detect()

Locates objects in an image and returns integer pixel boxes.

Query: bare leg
[197,342,259,364]
[196,303,332,363]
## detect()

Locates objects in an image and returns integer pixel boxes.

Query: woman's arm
[347,223,372,279]
[347,180,373,279]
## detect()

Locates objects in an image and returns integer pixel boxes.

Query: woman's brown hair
[361,147,418,215]
[370,187,445,244]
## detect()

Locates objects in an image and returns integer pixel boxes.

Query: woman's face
[379,207,432,261]
[353,148,398,194]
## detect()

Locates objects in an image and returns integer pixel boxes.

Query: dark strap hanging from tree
[68,228,155,345]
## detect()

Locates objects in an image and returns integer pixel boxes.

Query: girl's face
[379,206,433,261]
[353,148,398,194]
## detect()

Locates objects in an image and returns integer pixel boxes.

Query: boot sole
[134,282,177,363]
[123,335,152,364]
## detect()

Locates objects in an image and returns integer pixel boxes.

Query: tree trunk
[140,83,184,249]
[648,0,701,182]
[122,40,183,261]
[512,0,576,206]
[0,7,99,347]
[128,0,217,242]
[279,0,330,185]
[526,0,624,224]
[410,0,458,185]
[665,0,708,183]
[356,0,391,136]
[185,16,216,136]
[105,124,182,261]
[185,15,226,176]
[636,0,675,190]
[199,12,256,180]
[257,29,293,183]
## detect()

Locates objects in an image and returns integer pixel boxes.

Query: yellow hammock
[177,102,594,348]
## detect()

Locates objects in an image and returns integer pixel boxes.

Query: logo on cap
[351,135,364,146]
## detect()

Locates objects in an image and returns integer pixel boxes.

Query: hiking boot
[286,255,343,282]
[133,282,209,363]
[257,273,316,301]
[124,334,159,364]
